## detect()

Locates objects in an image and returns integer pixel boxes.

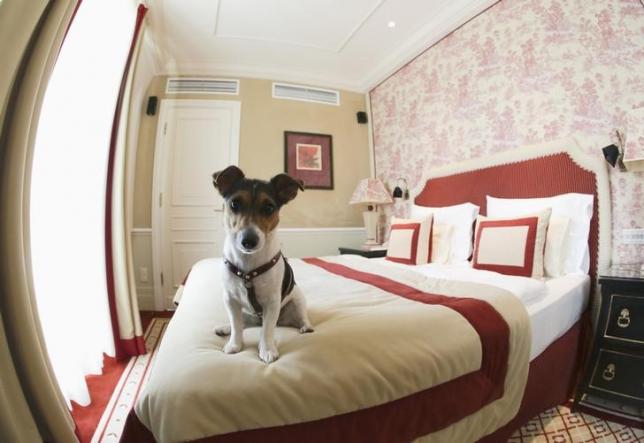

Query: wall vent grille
[165,78,239,95]
[272,82,340,106]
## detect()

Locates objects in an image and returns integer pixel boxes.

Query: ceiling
[145,0,496,92]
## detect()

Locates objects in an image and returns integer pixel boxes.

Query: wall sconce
[392,178,409,200]
[602,130,626,171]
[602,144,622,167]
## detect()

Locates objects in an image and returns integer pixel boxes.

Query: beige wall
[132,76,370,228]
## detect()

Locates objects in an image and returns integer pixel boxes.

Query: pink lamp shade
[349,178,394,206]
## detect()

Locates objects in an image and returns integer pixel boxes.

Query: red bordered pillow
[472,208,551,278]
[386,215,433,265]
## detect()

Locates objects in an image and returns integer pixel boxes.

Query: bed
[121,138,611,443]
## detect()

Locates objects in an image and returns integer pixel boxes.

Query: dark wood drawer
[604,294,644,345]
[589,349,644,403]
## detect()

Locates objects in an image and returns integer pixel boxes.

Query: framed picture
[284,131,333,189]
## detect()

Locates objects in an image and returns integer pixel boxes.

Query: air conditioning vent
[166,78,239,95]
[272,82,340,106]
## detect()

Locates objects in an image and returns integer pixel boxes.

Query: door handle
[602,363,616,381]
[617,308,630,328]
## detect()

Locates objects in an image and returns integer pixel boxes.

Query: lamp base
[363,210,379,246]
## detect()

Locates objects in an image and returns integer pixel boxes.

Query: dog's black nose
[241,233,259,250]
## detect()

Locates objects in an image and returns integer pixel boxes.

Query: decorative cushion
[411,202,479,263]
[473,209,551,278]
[386,215,433,265]
[486,194,593,274]
[431,224,453,264]
[543,215,570,278]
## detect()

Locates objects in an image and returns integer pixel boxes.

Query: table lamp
[349,178,393,246]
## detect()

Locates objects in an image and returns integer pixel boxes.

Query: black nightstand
[338,247,387,258]
[574,266,644,424]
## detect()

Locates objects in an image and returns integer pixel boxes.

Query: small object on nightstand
[338,246,387,259]
[573,265,644,425]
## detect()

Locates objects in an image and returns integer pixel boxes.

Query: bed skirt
[120,321,582,443]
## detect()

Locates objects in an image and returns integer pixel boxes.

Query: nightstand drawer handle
[602,363,616,381]
[617,308,631,328]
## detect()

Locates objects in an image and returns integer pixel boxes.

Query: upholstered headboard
[411,137,611,287]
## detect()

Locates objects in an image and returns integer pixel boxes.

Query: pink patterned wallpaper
[370,0,644,265]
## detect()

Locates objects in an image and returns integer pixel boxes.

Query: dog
[212,165,314,363]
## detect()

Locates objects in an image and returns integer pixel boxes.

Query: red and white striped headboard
[412,137,611,286]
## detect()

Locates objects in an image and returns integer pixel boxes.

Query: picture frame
[284,131,333,189]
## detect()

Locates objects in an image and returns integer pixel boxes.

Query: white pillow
[386,215,433,265]
[411,203,479,263]
[486,194,593,275]
[431,224,453,264]
[544,215,570,277]
[473,209,552,278]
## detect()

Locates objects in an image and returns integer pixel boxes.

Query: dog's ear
[212,166,245,197]
[270,173,304,206]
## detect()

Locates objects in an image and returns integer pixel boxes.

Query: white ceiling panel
[145,0,496,92]
[215,0,384,51]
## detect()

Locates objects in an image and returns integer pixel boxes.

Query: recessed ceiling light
[387,21,396,28]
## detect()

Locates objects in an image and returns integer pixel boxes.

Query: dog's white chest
[223,263,283,314]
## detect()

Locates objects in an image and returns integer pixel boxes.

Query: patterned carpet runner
[90,318,169,442]
[509,404,643,442]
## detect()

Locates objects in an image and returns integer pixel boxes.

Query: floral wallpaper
[370,0,644,265]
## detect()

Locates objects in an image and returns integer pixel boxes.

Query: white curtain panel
[111,19,144,351]
[30,0,137,407]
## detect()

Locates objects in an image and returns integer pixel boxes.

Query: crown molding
[150,0,499,94]
[360,0,498,92]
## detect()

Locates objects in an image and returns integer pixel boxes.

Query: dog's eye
[229,199,241,213]
[262,204,276,216]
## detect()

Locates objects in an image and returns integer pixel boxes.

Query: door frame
[151,99,241,310]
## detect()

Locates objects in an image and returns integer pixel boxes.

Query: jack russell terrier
[212,166,314,363]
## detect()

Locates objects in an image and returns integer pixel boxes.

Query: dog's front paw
[258,343,279,363]
[214,324,231,336]
[299,324,314,334]
[223,339,242,354]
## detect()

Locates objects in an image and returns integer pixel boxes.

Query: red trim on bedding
[385,222,420,264]
[478,321,582,442]
[304,258,509,387]
[473,217,538,277]
[120,259,511,442]
[413,152,599,290]
[120,321,584,443]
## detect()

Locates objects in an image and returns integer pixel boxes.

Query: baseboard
[131,227,152,235]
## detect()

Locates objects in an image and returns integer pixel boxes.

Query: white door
[152,99,240,309]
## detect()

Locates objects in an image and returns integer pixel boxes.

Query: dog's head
[212,166,304,254]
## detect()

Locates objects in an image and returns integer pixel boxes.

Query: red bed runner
[303,258,510,389]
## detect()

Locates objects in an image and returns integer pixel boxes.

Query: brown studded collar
[223,250,295,316]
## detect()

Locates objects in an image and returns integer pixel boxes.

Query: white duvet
[375,259,547,305]
[135,255,531,443]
